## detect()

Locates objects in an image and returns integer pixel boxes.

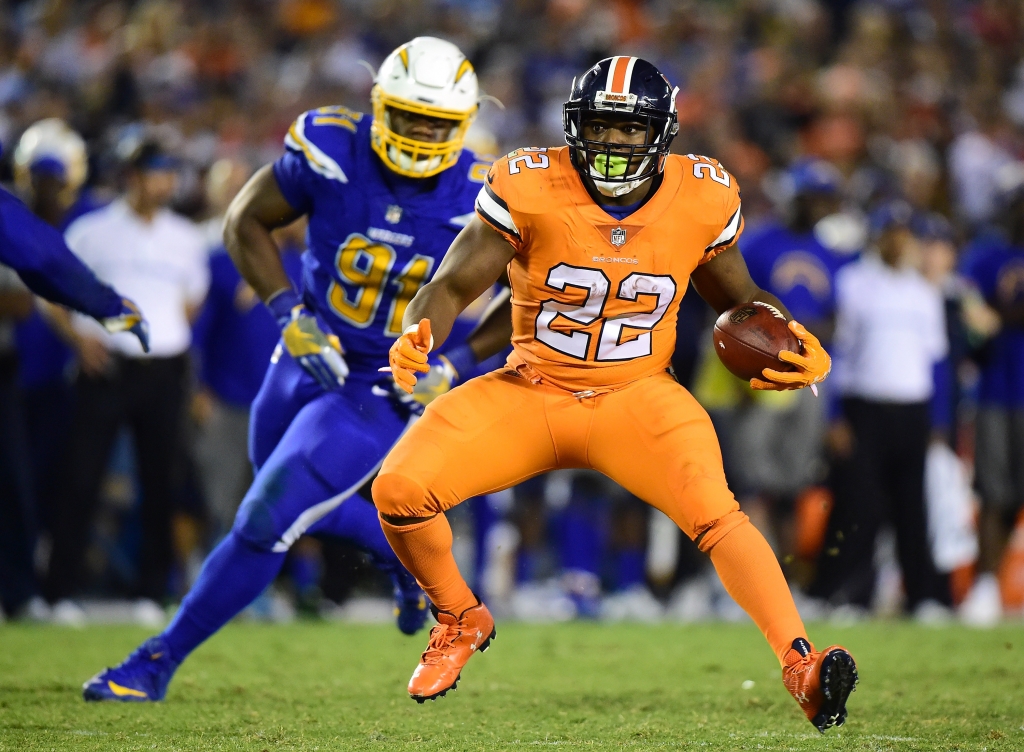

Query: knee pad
[372,473,432,518]
[694,509,749,554]
[231,468,288,552]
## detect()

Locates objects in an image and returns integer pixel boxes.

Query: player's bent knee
[694,509,750,554]
[231,469,291,552]
[372,473,434,518]
[232,501,282,552]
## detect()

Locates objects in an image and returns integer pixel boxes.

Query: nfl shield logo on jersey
[385,205,403,224]
[610,227,626,247]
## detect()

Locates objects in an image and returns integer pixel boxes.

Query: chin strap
[590,174,650,197]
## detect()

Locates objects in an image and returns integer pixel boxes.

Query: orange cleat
[782,638,858,733]
[408,601,495,703]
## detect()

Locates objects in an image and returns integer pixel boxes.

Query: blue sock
[162,531,285,663]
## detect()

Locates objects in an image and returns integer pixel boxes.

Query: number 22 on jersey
[328,233,434,337]
[536,263,677,362]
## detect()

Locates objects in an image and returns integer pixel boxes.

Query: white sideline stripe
[285,115,349,184]
[270,414,417,552]
[707,203,742,250]
[475,186,518,234]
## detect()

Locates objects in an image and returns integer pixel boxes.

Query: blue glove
[267,288,348,391]
[374,344,476,415]
[100,297,150,353]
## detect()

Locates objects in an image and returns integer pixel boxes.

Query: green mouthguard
[594,154,629,177]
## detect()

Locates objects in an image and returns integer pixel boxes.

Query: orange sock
[379,513,477,616]
[708,517,807,665]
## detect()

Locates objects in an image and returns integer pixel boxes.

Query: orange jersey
[475,146,743,391]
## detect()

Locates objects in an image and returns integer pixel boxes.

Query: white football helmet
[14,118,88,196]
[371,37,479,178]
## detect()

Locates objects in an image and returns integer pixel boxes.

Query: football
[713,302,801,381]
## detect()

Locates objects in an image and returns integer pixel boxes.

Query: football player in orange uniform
[373,57,856,732]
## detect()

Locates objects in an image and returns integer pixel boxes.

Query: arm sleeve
[474,159,523,251]
[0,191,122,319]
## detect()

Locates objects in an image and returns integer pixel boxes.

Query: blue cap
[869,199,914,235]
[788,158,844,196]
[29,156,68,179]
[911,211,954,242]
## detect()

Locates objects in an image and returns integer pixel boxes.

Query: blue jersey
[192,246,304,407]
[272,107,492,376]
[960,235,1024,407]
[740,222,857,333]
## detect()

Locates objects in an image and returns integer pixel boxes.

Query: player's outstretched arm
[691,246,830,391]
[222,165,303,302]
[0,189,149,351]
[388,217,515,393]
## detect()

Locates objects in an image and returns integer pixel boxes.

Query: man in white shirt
[809,200,950,616]
[44,141,208,621]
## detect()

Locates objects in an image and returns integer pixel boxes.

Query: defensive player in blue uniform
[0,137,148,619]
[83,36,513,702]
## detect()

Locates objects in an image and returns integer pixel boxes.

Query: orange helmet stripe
[609,56,630,93]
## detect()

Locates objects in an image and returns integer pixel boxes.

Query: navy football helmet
[563,56,679,191]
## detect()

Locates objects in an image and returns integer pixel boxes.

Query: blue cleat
[82,636,179,702]
[392,569,430,635]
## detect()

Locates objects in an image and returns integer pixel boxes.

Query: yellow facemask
[370,85,478,179]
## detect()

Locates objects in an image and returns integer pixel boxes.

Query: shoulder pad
[680,154,736,190]
[487,147,564,207]
[284,107,367,184]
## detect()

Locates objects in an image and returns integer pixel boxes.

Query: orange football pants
[377,369,740,537]
[374,367,807,665]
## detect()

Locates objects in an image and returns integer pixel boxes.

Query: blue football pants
[163,351,412,663]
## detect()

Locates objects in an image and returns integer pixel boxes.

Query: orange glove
[750,320,831,392]
[384,318,433,394]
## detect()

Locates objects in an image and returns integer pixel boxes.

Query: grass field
[1,621,1022,751]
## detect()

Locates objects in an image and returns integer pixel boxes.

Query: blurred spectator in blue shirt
[957,168,1024,624]
[742,159,861,342]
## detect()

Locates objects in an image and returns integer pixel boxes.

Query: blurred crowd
[2,0,1024,627]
